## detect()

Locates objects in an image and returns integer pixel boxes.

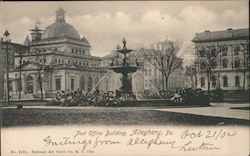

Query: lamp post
[4,30,10,106]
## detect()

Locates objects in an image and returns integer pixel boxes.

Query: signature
[179,141,220,151]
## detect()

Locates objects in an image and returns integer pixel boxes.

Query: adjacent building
[0,41,29,101]
[192,28,249,92]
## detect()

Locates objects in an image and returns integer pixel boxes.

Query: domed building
[8,8,106,100]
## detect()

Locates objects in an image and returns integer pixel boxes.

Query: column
[22,74,26,93]
[34,74,37,94]
[76,72,79,90]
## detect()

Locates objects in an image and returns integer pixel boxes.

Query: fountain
[107,39,210,106]
[109,38,139,99]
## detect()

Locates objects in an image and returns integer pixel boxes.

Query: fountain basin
[109,66,139,74]
[116,48,133,55]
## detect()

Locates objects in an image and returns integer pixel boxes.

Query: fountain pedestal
[109,39,139,99]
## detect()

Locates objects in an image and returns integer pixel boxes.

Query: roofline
[192,36,249,43]
[0,41,29,48]
[16,51,102,61]
[192,28,249,43]
[30,37,91,47]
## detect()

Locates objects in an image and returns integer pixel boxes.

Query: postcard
[1,1,249,156]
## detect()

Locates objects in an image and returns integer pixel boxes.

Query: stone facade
[0,41,28,101]
[4,8,107,100]
[192,28,249,92]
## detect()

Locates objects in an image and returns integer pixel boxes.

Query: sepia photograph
[0,1,249,156]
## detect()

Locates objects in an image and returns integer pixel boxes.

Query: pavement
[153,102,250,120]
[2,102,249,120]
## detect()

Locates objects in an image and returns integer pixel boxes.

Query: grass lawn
[2,107,249,127]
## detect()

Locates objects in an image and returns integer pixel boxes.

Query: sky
[0,1,249,65]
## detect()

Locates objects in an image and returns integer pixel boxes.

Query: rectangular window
[201,77,205,88]
[247,75,250,87]
[18,79,22,91]
[55,78,61,90]
[71,78,75,90]
[9,80,13,91]
[212,79,216,88]
[223,77,228,87]
[235,76,240,87]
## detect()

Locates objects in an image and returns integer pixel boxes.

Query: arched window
[210,47,216,57]
[80,76,85,90]
[235,76,240,87]
[234,46,240,55]
[106,80,109,91]
[26,75,34,93]
[222,58,228,68]
[223,76,228,87]
[87,76,93,91]
[234,58,240,69]
[95,77,99,90]
[221,45,228,56]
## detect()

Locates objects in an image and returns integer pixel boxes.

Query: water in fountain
[137,70,163,99]
[113,72,121,92]
[90,70,112,94]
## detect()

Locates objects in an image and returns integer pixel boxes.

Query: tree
[185,62,198,89]
[33,48,51,100]
[197,46,219,97]
[143,39,183,90]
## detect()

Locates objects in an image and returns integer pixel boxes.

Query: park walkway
[153,103,249,120]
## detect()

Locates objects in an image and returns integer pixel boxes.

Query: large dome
[41,8,80,40]
[41,22,80,39]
